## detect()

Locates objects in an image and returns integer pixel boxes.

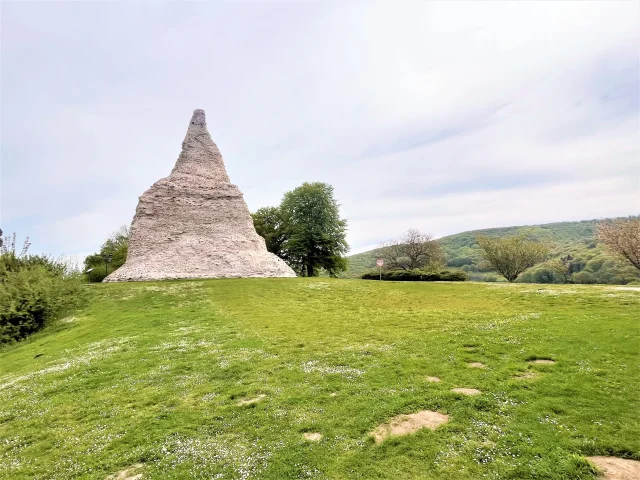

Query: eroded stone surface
[105,109,295,282]
[451,388,482,396]
[587,456,640,480]
[371,410,449,444]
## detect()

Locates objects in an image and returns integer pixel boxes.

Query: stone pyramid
[104,109,296,281]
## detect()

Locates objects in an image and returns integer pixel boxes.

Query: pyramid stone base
[104,249,295,282]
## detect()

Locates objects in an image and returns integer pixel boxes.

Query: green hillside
[344,218,639,284]
[1,279,638,478]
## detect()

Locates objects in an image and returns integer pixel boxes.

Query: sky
[1,1,638,259]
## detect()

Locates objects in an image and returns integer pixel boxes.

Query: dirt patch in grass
[425,376,441,382]
[236,394,266,406]
[303,432,322,441]
[528,359,555,365]
[467,362,485,368]
[514,371,538,380]
[105,463,144,480]
[451,388,481,396]
[587,456,640,480]
[371,410,449,444]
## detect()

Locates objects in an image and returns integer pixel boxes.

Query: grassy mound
[1,279,638,479]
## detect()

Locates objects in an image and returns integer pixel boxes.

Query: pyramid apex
[191,109,206,125]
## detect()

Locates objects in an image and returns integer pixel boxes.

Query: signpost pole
[376,258,384,281]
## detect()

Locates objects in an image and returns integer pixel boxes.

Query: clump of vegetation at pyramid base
[252,182,349,277]
[361,269,467,281]
[1,279,637,478]
[344,218,640,284]
[0,232,85,343]
[84,226,129,282]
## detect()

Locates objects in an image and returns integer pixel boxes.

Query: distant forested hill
[344,218,639,284]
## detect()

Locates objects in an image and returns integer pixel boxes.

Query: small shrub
[482,274,501,282]
[439,270,467,281]
[572,271,597,284]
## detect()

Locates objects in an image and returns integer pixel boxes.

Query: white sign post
[376,258,384,280]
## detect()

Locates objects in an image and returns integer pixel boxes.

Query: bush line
[361,269,467,282]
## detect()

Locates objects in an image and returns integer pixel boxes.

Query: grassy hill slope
[344,218,639,284]
[1,278,639,479]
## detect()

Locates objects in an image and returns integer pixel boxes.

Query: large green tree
[251,207,288,260]
[253,182,348,277]
[476,235,549,282]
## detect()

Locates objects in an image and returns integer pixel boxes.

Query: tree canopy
[252,182,348,277]
[251,207,287,260]
[596,217,640,271]
[381,229,444,271]
[476,235,549,282]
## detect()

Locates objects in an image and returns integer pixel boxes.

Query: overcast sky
[1,1,638,259]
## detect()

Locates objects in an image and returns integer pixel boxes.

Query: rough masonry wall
[104,109,296,281]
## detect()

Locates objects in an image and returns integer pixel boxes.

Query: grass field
[1,279,638,479]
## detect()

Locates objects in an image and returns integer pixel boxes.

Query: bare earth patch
[528,359,555,365]
[451,388,482,396]
[105,463,144,480]
[587,456,640,480]
[303,432,322,441]
[371,410,449,444]
[236,394,266,406]
[467,362,485,368]
[425,376,441,383]
[514,371,538,380]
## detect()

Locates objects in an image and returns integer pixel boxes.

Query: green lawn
[1,279,638,479]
